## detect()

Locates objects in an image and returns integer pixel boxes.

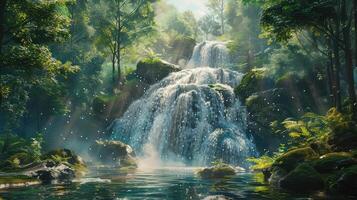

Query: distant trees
[90,0,157,85]
[0,0,78,132]
[198,15,222,40]
[207,0,226,35]
[258,0,357,118]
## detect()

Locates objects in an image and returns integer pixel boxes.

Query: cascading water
[111,41,256,167]
[187,41,230,68]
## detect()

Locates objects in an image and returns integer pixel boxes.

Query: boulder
[196,164,236,178]
[90,140,137,168]
[329,165,357,195]
[313,152,357,173]
[234,68,274,104]
[34,163,75,184]
[136,59,180,84]
[273,147,318,172]
[328,122,357,151]
[279,163,324,192]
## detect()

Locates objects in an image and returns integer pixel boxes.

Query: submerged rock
[279,163,324,192]
[197,164,236,178]
[90,140,137,169]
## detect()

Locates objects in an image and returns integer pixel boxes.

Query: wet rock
[34,164,75,184]
[279,163,324,192]
[90,140,137,168]
[203,195,232,200]
[197,164,236,178]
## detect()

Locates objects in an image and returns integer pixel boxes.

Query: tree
[259,0,357,118]
[207,0,225,35]
[90,0,157,86]
[0,0,78,133]
[198,15,221,39]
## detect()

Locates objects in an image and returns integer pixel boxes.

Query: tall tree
[91,0,157,86]
[207,0,225,35]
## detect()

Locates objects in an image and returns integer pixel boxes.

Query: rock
[197,164,236,178]
[90,140,137,168]
[313,152,357,173]
[329,166,357,195]
[273,147,318,172]
[167,36,196,65]
[244,88,299,153]
[234,68,274,104]
[136,59,180,84]
[93,79,149,120]
[43,149,85,166]
[328,122,357,151]
[34,164,75,184]
[203,195,232,200]
[209,84,235,107]
[279,163,324,192]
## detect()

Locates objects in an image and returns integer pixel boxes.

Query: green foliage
[0,133,44,171]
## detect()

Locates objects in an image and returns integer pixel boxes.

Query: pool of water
[0,167,353,200]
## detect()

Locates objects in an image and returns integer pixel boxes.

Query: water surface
[0,167,352,200]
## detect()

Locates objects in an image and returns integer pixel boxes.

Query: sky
[166,0,208,18]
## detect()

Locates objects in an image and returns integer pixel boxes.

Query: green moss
[196,163,236,179]
[273,147,318,172]
[136,59,180,84]
[234,68,274,103]
[0,175,37,185]
[279,163,324,192]
[313,152,354,173]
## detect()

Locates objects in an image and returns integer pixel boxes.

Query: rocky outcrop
[93,59,180,120]
[89,140,137,169]
[136,58,180,84]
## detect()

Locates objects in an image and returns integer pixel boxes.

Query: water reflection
[0,169,355,200]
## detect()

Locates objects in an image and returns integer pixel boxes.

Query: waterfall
[187,41,230,68]
[111,42,256,167]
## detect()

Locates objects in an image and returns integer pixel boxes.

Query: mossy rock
[208,84,234,107]
[136,59,180,84]
[90,140,137,168]
[273,147,318,172]
[279,163,324,192]
[329,165,357,195]
[328,121,357,151]
[42,149,87,175]
[196,164,236,179]
[234,68,274,103]
[313,152,356,173]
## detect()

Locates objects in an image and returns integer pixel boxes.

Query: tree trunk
[327,46,335,106]
[116,0,121,85]
[220,0,224,35]
[112,47,116,84]
[354,0,357,66]
[342,0,357,117]
[0,0,7,53]
[333,37,342,111]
